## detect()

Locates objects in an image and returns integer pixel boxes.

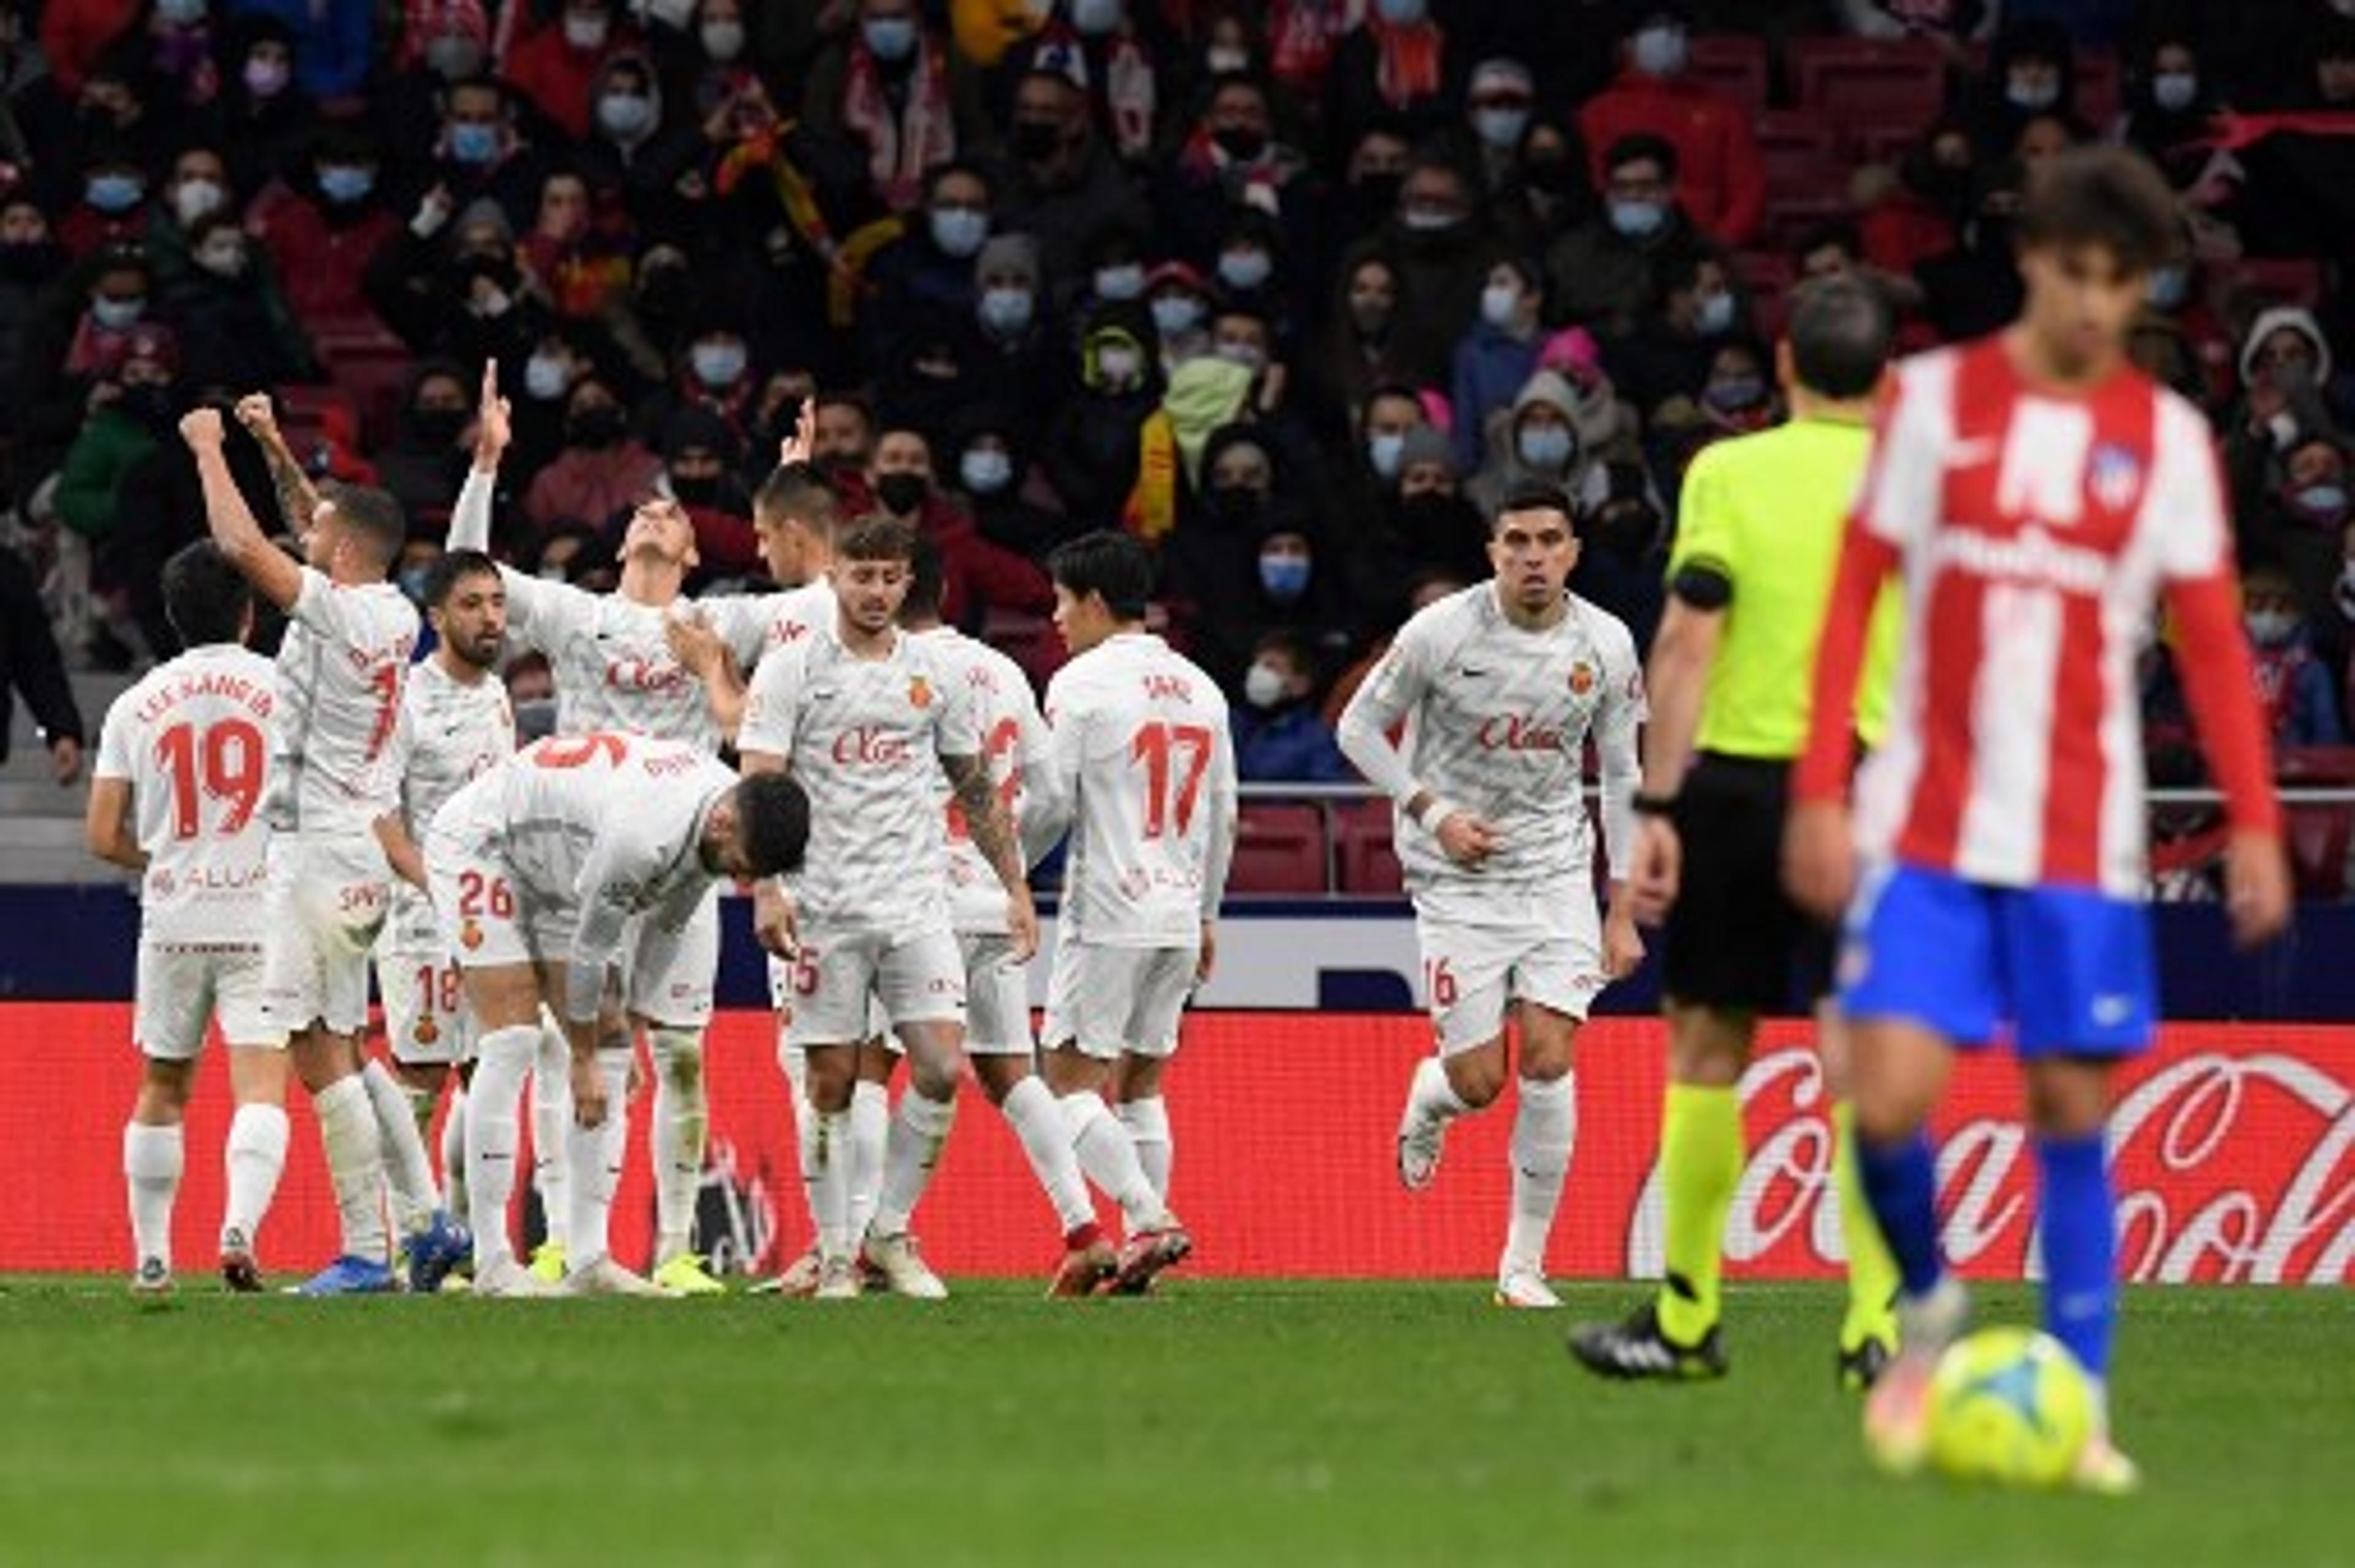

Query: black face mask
[1204,483,1263,529]
[1352,171,1404,220]
[1011,119,1063,163]
[453,251,519,295]
[410,407,467,446]
[1524,158,1577,196]
[569,407,626,449]
[875,471,930,515]
[1212,126,1267,163]
[0,240,62,285]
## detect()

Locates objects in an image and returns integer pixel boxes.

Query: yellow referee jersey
[1664,417,1902,758]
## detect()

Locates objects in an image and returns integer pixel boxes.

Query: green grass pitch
[0,1279,2346,1567]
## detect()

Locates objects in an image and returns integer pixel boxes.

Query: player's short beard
[453,630,503,670]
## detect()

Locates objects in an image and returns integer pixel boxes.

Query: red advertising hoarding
[3,1007,2346,1283]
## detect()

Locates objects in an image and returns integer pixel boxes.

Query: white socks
[223,1103,288,1249]
[465,1025,538,1268]
[1060,1091,1163,1233]
[1504,1073,1577,1277]
[1001,1076,1096,1235]
[802,1102,852,1261]
[649,1027,708,1267]
[565,1050,631,1268]
[531,1025,571,1254]
[871,1088,955,1239]
[361,1059,440,1235]
[1408,1056,1472,1129]
[440,1085,469,1221]
[846,1080,890,1241]
[313,1075,390,1262]
[1117,1096,1173,1204]
[123,1122,183,1270]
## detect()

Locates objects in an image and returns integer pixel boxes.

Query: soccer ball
[1926,1328,2095,1488]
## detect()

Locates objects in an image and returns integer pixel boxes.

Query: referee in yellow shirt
[1571,277,1903,1386]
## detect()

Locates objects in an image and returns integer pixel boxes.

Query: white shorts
[622,885,719,1029]
[1042,941,1197,1061]
[425,834,572,974]
[261,833,394,1037]
[958,931,1034,1057]
[1412,882,1604,1051]
[781,925,964,1049]
[377,887,473,1065]
[135,943,269,1060]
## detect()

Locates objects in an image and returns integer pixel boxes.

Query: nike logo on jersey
[1455,667,1492,679]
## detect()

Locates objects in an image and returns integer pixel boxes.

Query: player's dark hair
[423,547,500,611]
[1492,481,1576,534]
[1047,529,1155,622]
[161,540,253,647]
[752,461,840,541]
[899,532,946,623]
[837,514,919,564]
[2014,145,2176,278]
[320,482,407,569]
[732,771,811,878]
[1788,275,1894,400]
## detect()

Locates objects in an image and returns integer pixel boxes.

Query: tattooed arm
[945,750,1038,962]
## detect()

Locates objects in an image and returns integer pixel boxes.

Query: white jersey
[386,657,516,837]
[1336,584,1644,898]
[1042,632,1238,947]
[497,573,738,752]
[912,625,1051,935]
[431,732,736,1022]
[268,570,418,835]
[94,643,278,945]
[706,579,837,667]
[738,621,978,934]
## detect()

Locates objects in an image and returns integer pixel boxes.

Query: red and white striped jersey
[1800,335,2276,895]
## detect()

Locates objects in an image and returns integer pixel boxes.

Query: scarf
[402,0,491,64]
[1269,0,1345,93]
[1027,23,1156,160]
[2251,640,2314,738]
[840,31,956,212]
[1368,15,1441,110]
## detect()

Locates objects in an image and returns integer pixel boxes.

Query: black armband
[1669,561,1734,611]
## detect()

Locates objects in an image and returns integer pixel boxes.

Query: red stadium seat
[1756,110,1843,205]
[2276,745,2355,785]
[1334,801,1403,895]
[1688,34,1770,118]
[1227,805,1329,895]
[2233,259,2326,311]
[1790,37,1948,129]
[2075,48,2121,129]
[323,341,415,451]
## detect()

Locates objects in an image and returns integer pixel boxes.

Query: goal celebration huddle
[85,147,2290,1497]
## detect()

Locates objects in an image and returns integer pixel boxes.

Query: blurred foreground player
[1571,277,1904,1385]
[1339,488,1647,1308]
[425,735,810,1296]
[1035,531,1239,1295]
[1783,146,2291,1493]
[87,542,288,1292]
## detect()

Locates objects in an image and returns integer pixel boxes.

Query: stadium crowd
[5,0,2355,870]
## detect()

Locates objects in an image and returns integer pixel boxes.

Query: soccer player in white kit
[185,403,469,1296]
[425,734,811,1295]
[370,550,516,1244]
[1337,483,1648,1308]
[738,516,1039,1301]
[86,542,288,1293]
[1033,530,1238,1295]
[451,367,788,1293]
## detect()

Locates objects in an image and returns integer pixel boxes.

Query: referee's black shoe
[1568,1301,1729,1382]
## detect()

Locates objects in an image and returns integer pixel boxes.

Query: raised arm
[183,407,304,611]
[232,393,319,540]
[449,359,508,553]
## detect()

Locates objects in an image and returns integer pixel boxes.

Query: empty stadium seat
[1227,805,1329,895]
[1756,110,1843,205]
[1688,34,1770,118]
[1790,37,1947,132]
[1334,801,1403,895]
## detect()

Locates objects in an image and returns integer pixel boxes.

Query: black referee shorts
[1660,752,1836,1015]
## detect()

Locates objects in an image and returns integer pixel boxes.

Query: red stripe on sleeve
[2167,572,2283,839]
[1794,519,1899,803]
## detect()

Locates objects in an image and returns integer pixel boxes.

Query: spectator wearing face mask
[2243,562,2348,746]
[247,126,398,332]
[59,138,154,262]
[525,377,664,537]
[210,22,316,195]
[1140,258,1218,364]
[864,161,995,376]
[1233,629,1353,782]
[1045,311,1161,529]
[1468,368,1585,522]
[950,403,1072,559]
[1544,133,1694,338]
[1379,151,1494,386]
[868,423,1052,625]
[1003,0,1163,168]
[1379,425,1489,587]
[1203,210,1295,339]
[2224,308,2348,554]
[1304,242,1413,448]
[505,0,640,144]
[367,198,550,377]
[2246,432,2355,636]
[637,308,758,457]
[143,143,236,286]
[1964,20,2086,161]
[1576,4,1763,248]
[659,404,758,583]
[960,232,1057,442]
[13,246,158,498]
[1324,0,1455,159]
[1652,335,1782,479]
[2121,32,2227,191]
[995,67,1154,296]
[1568,459,1667,653]
[1449,254,1545,473]
[222,0,373,101]
[374,361,475,534]
[1605,245,1747,428]
[373,2,492,166]
[578,55,704,242]
[157,211,315,390]
[401,78,542,229]
[803,0,989,216]
[1160,72,1323,273]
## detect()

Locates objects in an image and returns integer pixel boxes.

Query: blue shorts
[1836,863,2156,1057]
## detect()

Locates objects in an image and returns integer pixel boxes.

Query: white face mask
[524,353,571,400]
[1480,281,1522,329]
[564,13,611,50]
[172,178,226,227]
[700,21,745,61]
[1243,660,1288,709]
[1095,345,1144,386]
